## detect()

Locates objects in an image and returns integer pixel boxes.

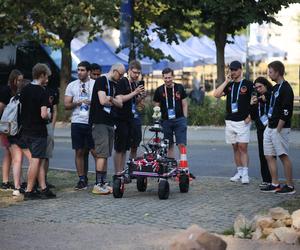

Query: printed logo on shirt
[240,86,248,94]
[284,109,289,116]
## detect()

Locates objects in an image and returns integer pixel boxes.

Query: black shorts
[22,135,47,158]
[131,118,142,148]
[71,123,94,150]
[114,120,131,153]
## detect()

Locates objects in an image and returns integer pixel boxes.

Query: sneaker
[230,172,241,182]
[275,185,296,195]
[92,183,111,195]
[260,184,281,193]
[40,187,56,199]
[1,182,14,190]
[12,189,21,196]
[259,182,270,188]
[103,182,113,193]
[75,180,87,190]
[20,182,27,190]
[24,191,42,200]
[241,174,250,184]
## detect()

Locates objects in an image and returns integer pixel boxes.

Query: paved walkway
[1,178,299,233]
[1,125,300,249]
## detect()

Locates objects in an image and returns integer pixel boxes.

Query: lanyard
[105,76,111,96]
[258,102,267,117]
[231,80,243,104]
[164,84,175,109]
[269,81,284,111]
[79,78,91,98]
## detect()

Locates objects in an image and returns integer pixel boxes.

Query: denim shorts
[161,116,187,146]
[71,123,94,150]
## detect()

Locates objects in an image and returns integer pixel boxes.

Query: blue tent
[74,37,128,73]
[75,37,153,74]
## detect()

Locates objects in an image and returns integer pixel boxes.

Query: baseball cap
[229,61,242,70]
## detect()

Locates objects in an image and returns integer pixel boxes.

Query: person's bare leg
[232,143,242,167]
[167,144,175,158]
[129,147,137,159]
[37,162,47,190]
[75,149,85,177]
[265,155,279,185]
[279,154,294,186]
[96,158,107,172]
[238,143,249,167]
[26,158,41,192]
[114,151,125,174]
[9,145,23,189]
[1,147,11,183]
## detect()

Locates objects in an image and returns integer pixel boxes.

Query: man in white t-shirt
[64,61,95,190]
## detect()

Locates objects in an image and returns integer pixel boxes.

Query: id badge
[231,103,238,113]
[132,103,136,115]
[260,115,268,126]
[103,106,111,114]
[167,109,176,119]
[79,104,89,117]
[268,107,273,118]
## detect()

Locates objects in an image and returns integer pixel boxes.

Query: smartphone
[138,80,145,87]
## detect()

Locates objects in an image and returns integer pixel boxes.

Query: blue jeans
[161,117,187,146]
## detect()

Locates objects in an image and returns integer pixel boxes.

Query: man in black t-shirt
[20,63,56,199]
[214,61,253,184]
[153,68,188,158]
[89,63,124,195]
[261,61,295,194]
[113,60,145,177]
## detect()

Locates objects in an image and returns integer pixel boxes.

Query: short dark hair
[128,60,141,71]
[91,63,102,72]
[268,61,285,76]
[162,67,174,76]
[254,77,273,92]
[78,61,91,71]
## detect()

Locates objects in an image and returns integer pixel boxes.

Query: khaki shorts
[92,124,114,158]
[263,127,290,156]
[45,124,54,159]
[225,120,251,144]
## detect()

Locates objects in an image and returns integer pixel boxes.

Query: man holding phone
[113,60,145,177]
[214,61,253,184]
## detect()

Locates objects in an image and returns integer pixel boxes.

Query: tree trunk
[60,38,72,121]
[214,23,227,86]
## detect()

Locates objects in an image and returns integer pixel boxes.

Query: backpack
[0,96,21,136]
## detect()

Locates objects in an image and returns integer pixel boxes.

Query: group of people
[214,60,295,194]
[0,58,295,199]
[0,64,58,199]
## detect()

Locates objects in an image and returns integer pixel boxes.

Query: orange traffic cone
[179,145,188,168]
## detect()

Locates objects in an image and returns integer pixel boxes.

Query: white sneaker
[12,189,21,196]
[92,183,111,195]
[241,174,250,184]
[230,172,241,182]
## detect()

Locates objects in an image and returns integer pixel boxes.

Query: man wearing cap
[214,61,253,184]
